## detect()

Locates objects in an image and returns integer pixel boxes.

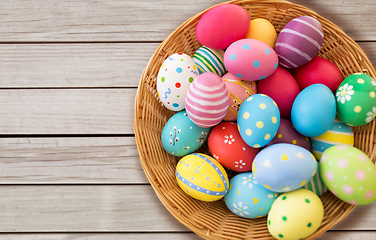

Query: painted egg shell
[195,4,250,49]
[245,18,277,48]
[157,53,199,111]
[175,153,229,202]
[301,162,328,196]
[224,39,279,81]
[291,84,336,137]
[252,143,317,193]
[266,118,311,151]
[223,73,257,121]
[291,56,343,93]
[185,72,229,128]
[336,73,376,126]
[237,94,280,148]
[275,16,324,69]
[208,122,259,172]
[310,117,354,160]
[257,67,300,119]
[193,46,226,76]
[224,172,279,218]
[267,189,324,240]
[161,110,211,156]
[319,145,376,205]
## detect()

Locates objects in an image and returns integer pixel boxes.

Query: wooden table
[0,0,374,239]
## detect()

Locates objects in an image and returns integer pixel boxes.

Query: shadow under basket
[134,0,376,239]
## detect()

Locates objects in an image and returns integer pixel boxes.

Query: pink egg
[185,72,229,127]
[224,39,278,81]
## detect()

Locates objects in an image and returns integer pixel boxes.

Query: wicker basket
[134,0,376,239]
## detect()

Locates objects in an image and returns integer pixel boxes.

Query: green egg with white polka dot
[336,73,376,126]
[267,188,324,240]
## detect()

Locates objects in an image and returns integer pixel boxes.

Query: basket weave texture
[134,0,376,239]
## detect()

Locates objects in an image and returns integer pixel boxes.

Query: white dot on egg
[329,162,332,165]
[360,186,363,190]
[343,176,347,180]
[190,127,192,129]
[333,185,337,188]
[243,147,246,151]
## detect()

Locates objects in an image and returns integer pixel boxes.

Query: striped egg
[176,153,229,202]
[301,163,328,196]
[193,46,226,77]
[185,72,229,128]
[310,117,354,160]
[275,16,324,68]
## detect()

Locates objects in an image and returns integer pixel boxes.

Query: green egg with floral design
[336,73,376,126]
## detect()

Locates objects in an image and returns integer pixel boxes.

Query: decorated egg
[257,67,300,119]
[196,4,250,49]
[275,16,324,68]
[310,117,354,160]
[319,145,376,205]
[301,162,328,196]
[157,53,199,111]
[291,56,343,92]
[252,143,317,193]
[237,94,280,148]
[208,122,259,172]
[193,46,226,76]
[224,172,279,218]
[291,84,336,137]
[185,72,229,128]
[266,118,311,151]
[336,73,376,126]
[161,110,211,156]
[223,73,257,121]
[245,18,277,48]
[175,153,229,202]
[267,189,324,240]
[224,39,279,81]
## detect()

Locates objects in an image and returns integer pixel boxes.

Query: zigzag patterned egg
[193,46,226,77]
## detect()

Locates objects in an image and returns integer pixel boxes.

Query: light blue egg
[237,94,280,148]
[161,110,211,156]
[224,172,279,218]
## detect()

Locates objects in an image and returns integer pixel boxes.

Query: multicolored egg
[301,162,328,196]
[245,18,277,48]
[224,172,279,218]
[224,39,279,81]
[193,46,226,76]
[275,16,324,68]
[157,53,199,111]
[175,153,229,202]
[185,72,229,128]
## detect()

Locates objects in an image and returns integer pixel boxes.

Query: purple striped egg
[185,72,229,128]
[275,16,324,68]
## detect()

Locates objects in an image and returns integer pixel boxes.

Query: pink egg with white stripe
[185,72,229,128]
[275,16,324,68]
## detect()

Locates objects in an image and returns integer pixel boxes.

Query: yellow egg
[175,153,229,202]
[267,189,324,239]
[245,18,277,48]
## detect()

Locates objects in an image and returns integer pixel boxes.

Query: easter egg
[157,53,199,111]
[257,67,300,118]
[252,143,317,193]
[267,189,324,240]
[291,56,343,92]
[336,73,376,126]
[208,122,259,172]
[310,117,354,160]
[319,145,376,205]
[266,118,311,151]
[193,46,226,76]
[224,172,279,218]
[301,163,328,196]
[245,18,277,48]
[275,16,324,68]
[237,94,280,148]
[161,110,211,156]
[196,4,250,49]
[224,39,279,81]
[185,72,229,128]
[175,153,229,202]
[223,73,257,121]
[291,84,336,137]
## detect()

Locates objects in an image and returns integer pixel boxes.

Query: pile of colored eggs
[157,3,376,240]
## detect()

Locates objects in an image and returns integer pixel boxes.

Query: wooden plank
[0,0,374,42]
[0,89,134,135]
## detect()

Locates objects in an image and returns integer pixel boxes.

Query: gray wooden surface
[0,0,375,239]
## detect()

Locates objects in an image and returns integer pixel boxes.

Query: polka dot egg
[237,94,280,148]
[224,39,278,81]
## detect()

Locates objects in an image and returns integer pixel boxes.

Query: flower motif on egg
[242,173,257,188]
[224,135,235,145]
[231,202,250,217]
[235,159,246,169]
[365,107,376,123]
[336,83,355,104]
